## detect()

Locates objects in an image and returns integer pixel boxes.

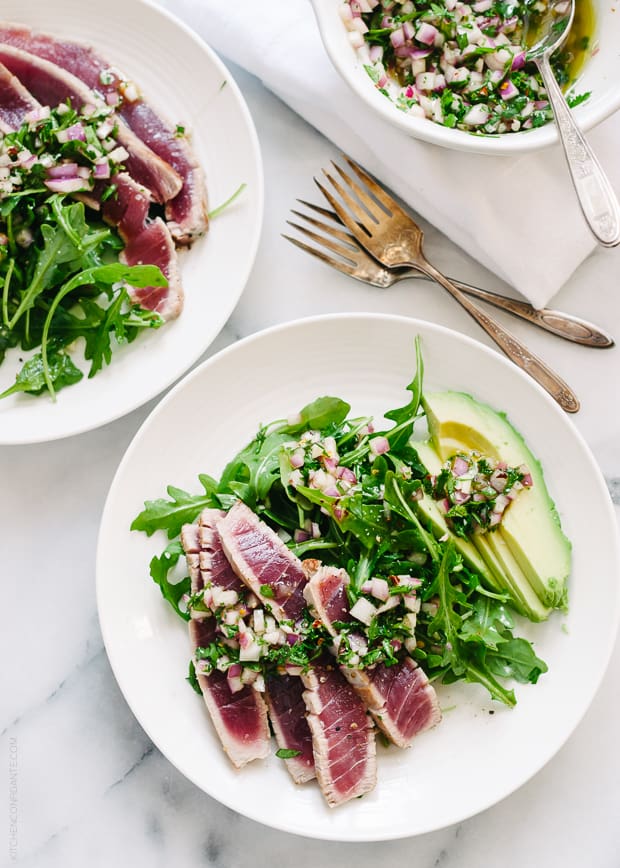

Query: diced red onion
[494,494,510,512]
[336,466,357,483]
[499,79,519,101]
[369,435,390,455]
[293,529,310,543]
[286,633,300,646]
[284,665,302,677]
[94,159,111,179]
[361,580,374,594]
[227,675,244,694]
[402,20,415,40]
[44,177,89,193]
[24,105,50,124]
[227,663,242,678]
[390,27,406,48]
[57,122,86,143]
[416,22,439,45]
[369,45,384,62]
[47,162,80,179]
[371,577,390,601]
[452,456,469,476]
[289,451,304,469]
[463,104,490,126]
[511,50,526,70]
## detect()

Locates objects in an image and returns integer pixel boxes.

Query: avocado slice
[415,441,551,621]
[421,390,571,611]
[413,442,503,593]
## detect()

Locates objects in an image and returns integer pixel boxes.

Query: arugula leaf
[85,288,162,378]
[275,748,302,759]
[149,540,190,620]
[485,637,548,684]
[381,337,424,451]
[285,396,351,434]
[459,597,513,649]
[219,431,293,507]
[0,347,83,399]
[131,474,219,538]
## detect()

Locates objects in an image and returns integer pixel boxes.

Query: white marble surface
[2,56,620,868]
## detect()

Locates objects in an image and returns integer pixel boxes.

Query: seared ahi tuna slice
[0,26,208,243]
[197,509,245,595]
[117,101,207,244]
[301,660,376,807]
[345,657,441,748]
[119,215,183,320]
[0,44,182,203]
[189,619,270,769]
[91,172,182,321]
[217,501,307,623]
[0,60,40,132]
[305,566,441,748]
[265,674,316,784]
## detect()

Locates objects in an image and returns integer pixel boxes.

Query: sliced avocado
[422,390,571,611]
[414,441,503,594]
[416,440,551,621]
[479,532,551,622]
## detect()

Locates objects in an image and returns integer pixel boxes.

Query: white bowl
[311,0,620,155]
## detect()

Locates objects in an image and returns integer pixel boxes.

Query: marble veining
[1,46,619,868]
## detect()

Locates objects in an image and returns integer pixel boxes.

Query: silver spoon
[526,1,620,247]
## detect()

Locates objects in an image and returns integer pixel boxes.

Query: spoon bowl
[526,0,620,247]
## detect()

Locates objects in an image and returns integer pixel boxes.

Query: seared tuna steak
[305,566,441,748]
[0,44,182,203]
[301,660,376,807]
[0,60,39,132]
[217,501,307,623]
[265,674,315,784]
[0,25,208,243]
[189,619,270,769]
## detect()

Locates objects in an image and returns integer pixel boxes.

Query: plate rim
[0,0,264,445]
[96,311,620,841]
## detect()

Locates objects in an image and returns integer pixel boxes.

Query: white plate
[97,314,620,841]
[0,0,263,444]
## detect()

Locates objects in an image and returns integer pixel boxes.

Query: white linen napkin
[164,0,620,307]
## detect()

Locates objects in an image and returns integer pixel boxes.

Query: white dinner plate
[0,0,263,444]
[97,314,620,841]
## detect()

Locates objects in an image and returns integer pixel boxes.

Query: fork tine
[298,199,370,237]
[332,161,392,218]
[286,219,359,263]
[343,155,404,215]
[296,199,338,222]
[322,169,379,229]
[290,209,357,248]
[314,177,372,240]
[282,233,358,278]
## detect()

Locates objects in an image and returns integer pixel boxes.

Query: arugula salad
[341,0,593,134]
[0,101,167,401]
[133,341,568,710]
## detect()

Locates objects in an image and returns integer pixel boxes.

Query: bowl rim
[310,0,620,155]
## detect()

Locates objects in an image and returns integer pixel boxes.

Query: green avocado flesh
[418,390,571,617]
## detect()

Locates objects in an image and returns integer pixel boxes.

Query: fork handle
[441,276,613,348]
[418,260,580,413]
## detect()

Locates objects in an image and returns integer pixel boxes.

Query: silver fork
[283,201,613,349]
[314,157,580,414]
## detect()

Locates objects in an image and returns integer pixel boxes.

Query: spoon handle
[536,54,620,248]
